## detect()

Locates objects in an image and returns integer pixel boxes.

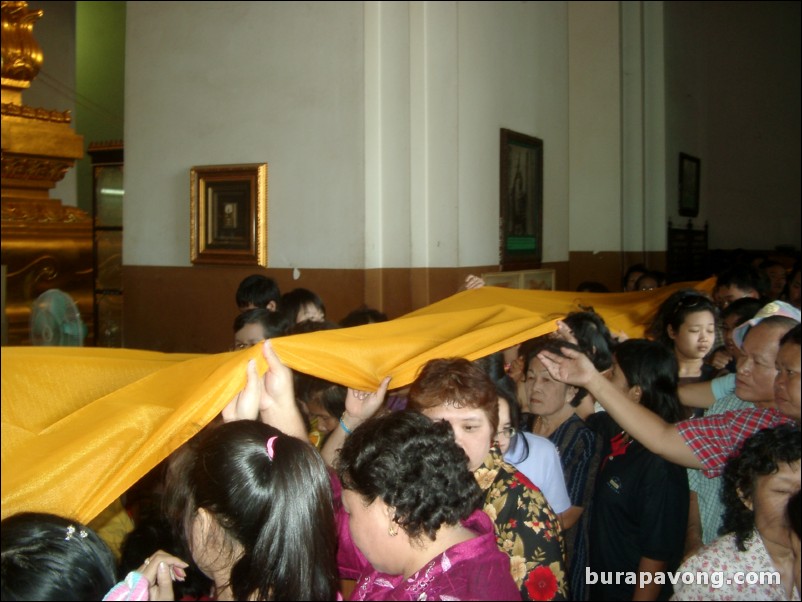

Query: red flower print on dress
[526,565,558,601]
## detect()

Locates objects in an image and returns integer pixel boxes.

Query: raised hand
[458,274,486,292]
[537,346,599,389]
[343,376,392,427]
[222,358,262,422]
[222,341,306,439]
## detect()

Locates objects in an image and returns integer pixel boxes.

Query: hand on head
[555,320,578,345]
[537,345,599,388]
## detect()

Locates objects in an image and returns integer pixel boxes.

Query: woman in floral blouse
[328,357,567,600]
[405,358,568,601]
[672,424,800,601]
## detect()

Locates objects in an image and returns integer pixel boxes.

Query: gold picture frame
[190,163,267,266]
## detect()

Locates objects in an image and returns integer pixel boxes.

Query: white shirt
[503,431,571,514]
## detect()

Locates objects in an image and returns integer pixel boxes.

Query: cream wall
[567,1,622,253]
[123,1,801,273]
[125,1,365,269]
[125,1,576,270]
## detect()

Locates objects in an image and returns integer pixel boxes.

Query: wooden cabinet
[667,220,709,283]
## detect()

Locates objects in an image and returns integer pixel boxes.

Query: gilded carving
[1,1,95,346]
[1,199,91,223]
[1,101,71,123]
[0,1,44,85]
[1,154,73,182]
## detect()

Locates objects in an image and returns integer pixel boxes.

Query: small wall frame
[500,128,543,270]
[190,163,267,266]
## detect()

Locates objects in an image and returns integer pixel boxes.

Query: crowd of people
[2,258,801,601]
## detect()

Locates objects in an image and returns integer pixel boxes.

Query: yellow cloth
[1,279,714,524]
[88,497,135,561]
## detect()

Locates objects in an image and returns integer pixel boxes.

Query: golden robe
[1,280,714,524]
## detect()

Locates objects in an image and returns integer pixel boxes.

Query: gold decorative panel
[1,1,93,345]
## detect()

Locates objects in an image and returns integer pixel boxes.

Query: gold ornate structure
[1,1,92,345]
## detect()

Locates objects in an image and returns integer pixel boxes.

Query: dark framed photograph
[190,163,267,266]
[500,128,543,270]
[678,153,700,218]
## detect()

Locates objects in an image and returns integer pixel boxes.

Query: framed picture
[522,269,555,291]
[678,153,700,218]
[480,272,522,289]
[500,128,543,271]
[480,269,556,291]
[190,163,267,266]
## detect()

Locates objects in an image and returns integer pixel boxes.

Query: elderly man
[538,301,800,478]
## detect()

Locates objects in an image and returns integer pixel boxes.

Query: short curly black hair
[336,410,484,541]
[720,424,801,551]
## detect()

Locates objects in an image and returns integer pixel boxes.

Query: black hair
[716,263,767,297]
[287,318,340,336]
[473,350,509,384]
[163,421,338,601]
[496,381,533,463]
[577,281,610,293]
[295,373,347,419]
[0,512,117,601]
[634,271,662,291]
[561,311,615,372]
[614,339,683,423]
[280,288,326,324]
[337,411,484,541]
[119,511,212,599]
[720,424,801,551]
[523,335,588,407]
[236,274,281,310]
[340,305,389,327]
[720,297,764,325]
[233,308,290,338]
[622,263,647,290]
[647,289,717,348]
[474,352,532,439]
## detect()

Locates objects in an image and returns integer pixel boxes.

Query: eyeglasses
[496,427,516,440]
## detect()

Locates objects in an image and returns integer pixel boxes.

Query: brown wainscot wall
[122,254,660,354]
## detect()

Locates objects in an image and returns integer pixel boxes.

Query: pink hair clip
[266,435,278,461]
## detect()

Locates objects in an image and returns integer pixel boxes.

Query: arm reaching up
[537,346,702,470]
[320,376,391,467]
[222,341,308,440]
[677,379,717,409]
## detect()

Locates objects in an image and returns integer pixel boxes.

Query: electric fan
[30,289,87,346]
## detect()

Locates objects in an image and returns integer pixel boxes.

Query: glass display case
[88,142,124,347]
